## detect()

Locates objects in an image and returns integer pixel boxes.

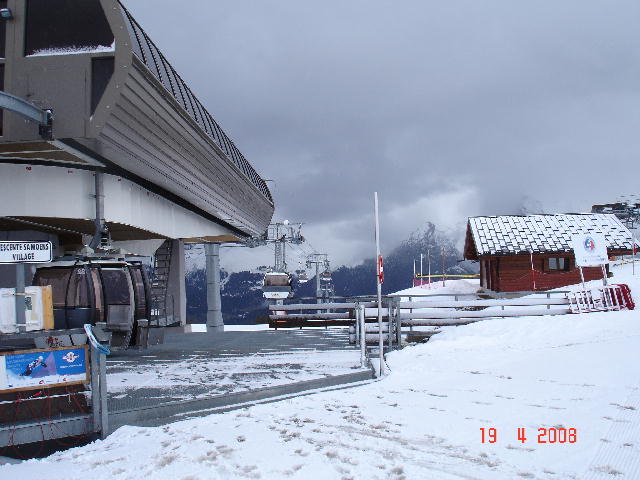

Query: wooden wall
[480,254,606,292]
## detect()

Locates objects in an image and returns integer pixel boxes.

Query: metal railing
[118,2,272,203]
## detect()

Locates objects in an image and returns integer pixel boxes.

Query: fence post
[90,344,109,439]
[90,344,101,435]
[354,304,360,346]
[547,292,551,309]
[387,298,393,349]
[99,350,109,438]
[409,296,413,332]
[395,297,402,346]
[359,304,366,368]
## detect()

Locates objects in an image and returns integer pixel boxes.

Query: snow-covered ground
[3,260,640,479]
[108,348,365,402]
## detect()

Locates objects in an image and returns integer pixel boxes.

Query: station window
[25,0,114,56]
[91,57,114,114]
[548,257,571,272]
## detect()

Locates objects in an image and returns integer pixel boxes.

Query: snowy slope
[3,261,640,479]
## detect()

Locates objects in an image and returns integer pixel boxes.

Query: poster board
[572,233,609,267]
[0,285,54,333]
[0,346,89,393]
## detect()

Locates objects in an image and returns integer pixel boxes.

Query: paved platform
[107,328,367,416]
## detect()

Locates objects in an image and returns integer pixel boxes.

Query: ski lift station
[0,0,275,337]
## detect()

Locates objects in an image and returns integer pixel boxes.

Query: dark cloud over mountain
[126,1,640,269]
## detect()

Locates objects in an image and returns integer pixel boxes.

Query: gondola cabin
[463,214,634,292]
[262,272,292,300]
[32,258,151,349]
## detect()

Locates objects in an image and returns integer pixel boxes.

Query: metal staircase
[150,240,174,327]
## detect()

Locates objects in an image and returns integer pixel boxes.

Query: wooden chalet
[463,214,634,292]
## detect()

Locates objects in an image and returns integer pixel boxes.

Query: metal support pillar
[89,171,106,250]
[315,261,321,307]
[15,264,25,333]
[205,242,224,331]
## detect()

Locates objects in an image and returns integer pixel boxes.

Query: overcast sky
[126,0,640,271]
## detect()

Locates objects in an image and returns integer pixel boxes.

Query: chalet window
[548,257,570,272]
[25,0,114,56]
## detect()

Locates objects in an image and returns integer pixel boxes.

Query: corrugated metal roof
[468,214,634,256]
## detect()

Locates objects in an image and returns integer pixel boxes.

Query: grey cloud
[125,0,640,269]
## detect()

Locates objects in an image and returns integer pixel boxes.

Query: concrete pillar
[205,242,224,331]
[165,239,186,326]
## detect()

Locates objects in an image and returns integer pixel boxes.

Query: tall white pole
[413,259,416,286]
[374,192,384,376]
[420,253,424,286]
[428,249,431,288]
[359,304,366,368]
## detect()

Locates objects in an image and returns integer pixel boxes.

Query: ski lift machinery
[32,256,152,350]
[259,220,304,301]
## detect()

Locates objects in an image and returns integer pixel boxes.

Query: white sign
[0,241,52,264]
[571,234,609,267]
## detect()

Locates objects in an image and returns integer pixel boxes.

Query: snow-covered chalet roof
[464,213,634,258]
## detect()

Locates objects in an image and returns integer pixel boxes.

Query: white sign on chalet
[0,241,53,264]
[571,234,609,267]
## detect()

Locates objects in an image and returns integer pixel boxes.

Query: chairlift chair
[295,269,309,283]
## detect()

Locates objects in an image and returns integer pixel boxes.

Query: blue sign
[0,347,88,392]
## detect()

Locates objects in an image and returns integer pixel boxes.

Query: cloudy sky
[126,0,640,271]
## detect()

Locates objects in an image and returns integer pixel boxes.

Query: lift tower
[306,253,331,305]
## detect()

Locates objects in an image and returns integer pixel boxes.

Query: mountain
[186,222,478,324]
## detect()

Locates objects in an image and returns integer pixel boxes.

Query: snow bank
[392,278,481,297]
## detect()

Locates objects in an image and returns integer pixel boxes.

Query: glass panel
[90,269,104,322]
[123,9,145,62]
[157,55,176,97]
[25,0,114,56]
[32,267,72,308]
[66,268,90,308]
[129,266,147,319]
[548,258,558,270]
[101,269,131,305]
[91,57,114,114]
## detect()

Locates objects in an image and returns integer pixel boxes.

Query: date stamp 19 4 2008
[480,427,577,444]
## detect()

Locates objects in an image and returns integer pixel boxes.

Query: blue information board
[0,346,88,392]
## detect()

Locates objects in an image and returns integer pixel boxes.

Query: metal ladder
[150,240,173,327]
